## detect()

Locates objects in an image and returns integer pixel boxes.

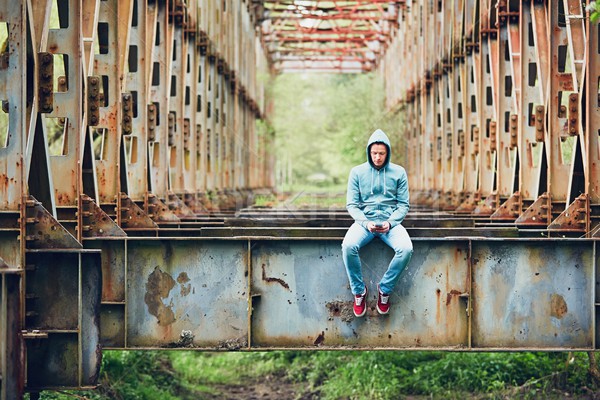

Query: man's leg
[341,222,374,295]
[378,224,413,294]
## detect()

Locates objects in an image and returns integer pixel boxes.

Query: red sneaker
[376,284,390,315]
[353,286,368,317]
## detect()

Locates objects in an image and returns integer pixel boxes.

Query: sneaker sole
[376,305,389,315]
[354,308,367,317]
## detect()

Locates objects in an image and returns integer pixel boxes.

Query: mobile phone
[374,223,384,228]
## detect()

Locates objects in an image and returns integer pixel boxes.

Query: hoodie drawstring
[370,167,386,195]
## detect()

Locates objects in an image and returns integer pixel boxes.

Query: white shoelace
[380,294,389,304]
[355,290,366,306]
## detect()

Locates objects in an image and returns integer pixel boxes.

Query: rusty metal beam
[88,236,596,350]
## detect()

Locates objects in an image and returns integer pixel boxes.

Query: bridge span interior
[1,0,600,398]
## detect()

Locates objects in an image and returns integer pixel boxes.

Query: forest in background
[270,73,403,190]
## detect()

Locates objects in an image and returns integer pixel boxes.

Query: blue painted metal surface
[92,237,598,351]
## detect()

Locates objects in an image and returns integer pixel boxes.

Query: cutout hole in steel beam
[504,75,512,97]
[47,117,68,156]
[101,75,109,107]
[0,98,8,148]
[561,136,575,165]
[52,54,67,93]
[528,103,534,127]
[132,0,139,27]
[558,1,566,27]
[92,128,107,160]
[557,45,568,73]
[531,141,542,169]
[155,21,160,46]
[128,45,138,73]
[171,75,177,97]
[152,62,160,86]
[153,101,160,126]
[49,0,69,29]
[124,136,138,164]
[597,76,600,107]
[97,22,109,55]
[131,90,138,118]
[0,21,7,52]
[528,62,537,87]
[528,21,534,47]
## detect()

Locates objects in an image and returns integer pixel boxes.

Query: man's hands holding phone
[368,221,390,233]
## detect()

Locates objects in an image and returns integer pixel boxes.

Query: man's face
[370,143,387,169]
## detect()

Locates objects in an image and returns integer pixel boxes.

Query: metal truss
[0,1,273,398]
[386,0,599,234]
[259,0,406,72]
[3,0,600,398]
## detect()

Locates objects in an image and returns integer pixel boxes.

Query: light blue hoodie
[346,129,410,229]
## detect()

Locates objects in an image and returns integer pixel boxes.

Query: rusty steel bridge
[1,0,600,398]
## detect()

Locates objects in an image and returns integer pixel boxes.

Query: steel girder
[91,236,596,351]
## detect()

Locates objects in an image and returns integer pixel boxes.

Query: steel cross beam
[261,0,404,72]
[90,236,596,351]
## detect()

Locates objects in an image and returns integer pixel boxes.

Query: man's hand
[367,221,390,233]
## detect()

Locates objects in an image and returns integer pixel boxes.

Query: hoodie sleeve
[387,168,410,228]
[346,168,369,228]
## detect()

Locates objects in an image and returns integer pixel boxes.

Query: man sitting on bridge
[342,129,413,317]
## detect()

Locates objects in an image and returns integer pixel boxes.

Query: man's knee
[341,240,360,256]
[394,243,413,257]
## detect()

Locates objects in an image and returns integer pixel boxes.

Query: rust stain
[261,263,290,290]
[446,289,462,306]
[177,272,192,296]
[326,301,354,323]
[313,331,325,346]
[550,293,568,319]
[144,266,176,326]
[435,288,441,323]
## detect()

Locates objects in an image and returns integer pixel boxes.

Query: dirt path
[198,375,320,400]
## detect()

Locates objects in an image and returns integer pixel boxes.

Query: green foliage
[33,350,598,400]
[588,1,600,23]
[272,73,404,189]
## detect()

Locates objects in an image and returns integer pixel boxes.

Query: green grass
[32,351,598,400]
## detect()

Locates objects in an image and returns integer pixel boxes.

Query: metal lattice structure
[259,0,405,72]
[2,1,600,399]
[385,0,599,233]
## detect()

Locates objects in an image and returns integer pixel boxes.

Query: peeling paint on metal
[550,293,568,319]
[177,272,192,296]
[144,266,176,326]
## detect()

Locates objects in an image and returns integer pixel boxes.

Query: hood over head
[366,129,391,169]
